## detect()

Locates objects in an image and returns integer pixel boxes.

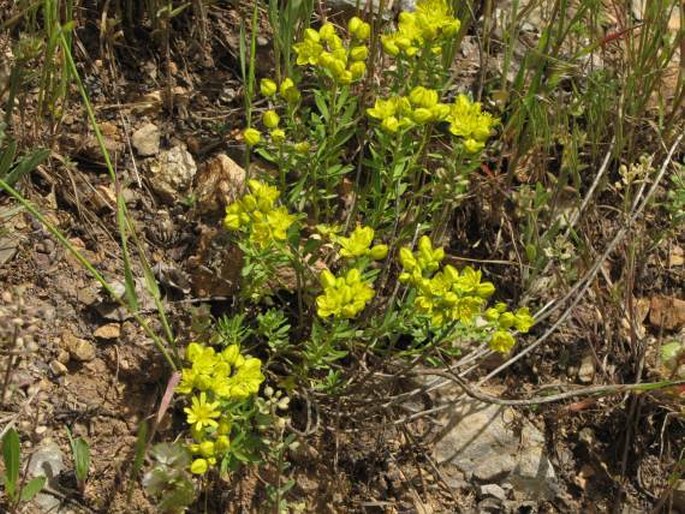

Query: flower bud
[190,458,209,475]
[319,23,336,42]
[320,269,336,289]
[262,110,280,129]
[243,127,261,146]
[412,107,433,123]
[381,116,400,132]
[349,46,369,62]
[280,78,300,103]
[304,28,320,43]
[399,247,416,269]
[369,244,388,260]
[270,128,286,142]
[349,61,367,80]
[215,435,230,453]
[336,70,353,85]
[260,78,277,97]
[294,141,310,154]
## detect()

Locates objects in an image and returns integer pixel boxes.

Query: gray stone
[432,398,556,500]
[131,122,160,156]
[478,484,507,501]
[27,441,64,512]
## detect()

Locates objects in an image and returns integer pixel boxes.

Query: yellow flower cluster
[293,17,370,85]
[367,86,449,131]
[224,180,297,248]
[484,304,535,353]
[177,342,265,474]
[316,268,375,319]
[398,236,533,352]
[367,88,497,152]
[381,0,460,57]
[446,95,498,153]
[333,225,388,260]
[399,236,494,327]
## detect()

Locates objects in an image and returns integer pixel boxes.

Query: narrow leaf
[20,476,46,502]
[2,428,20,495]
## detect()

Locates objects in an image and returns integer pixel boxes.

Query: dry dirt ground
[1,1,684,513]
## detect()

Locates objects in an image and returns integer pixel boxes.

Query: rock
[132,122,160,156]
[93,323,121,340]
[193,153,246,215]
[61,331,96,362]
[49,359,67,376]
[478,484,507,501]
[28,441,64,513]
[148,145,197,204]
[578,354,595,383]
[649,296,685,330]
[477,498,503,513]
[433,397,556,500]
[673,479,685,513]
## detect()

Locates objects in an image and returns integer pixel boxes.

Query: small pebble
[57,350,70,364]
[49,359,68,376]
[478,484,507,502]
[94,323,121,340]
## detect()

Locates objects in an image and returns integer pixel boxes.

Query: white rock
[132,122,160,156]
[148,145,197,204]
[578,354,595,384]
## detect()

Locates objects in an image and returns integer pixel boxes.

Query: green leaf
[128,420,148,500]
[72,438,90,483]
[66,428,90,484]
[2,428,20,497]
[5,148,49,187]
[20,476,46,502]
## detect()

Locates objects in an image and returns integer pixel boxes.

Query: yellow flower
[243,127,261,146]
[316,268,375,319]
[265,205,297,241]
[336,225,374,258]
[293,34,323,66]
[490,330,515,353]
[367,98,397,120]
[514,307,535,332]
[446,94,497,148]
[184,392,221,431]
[226,357,265,399]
